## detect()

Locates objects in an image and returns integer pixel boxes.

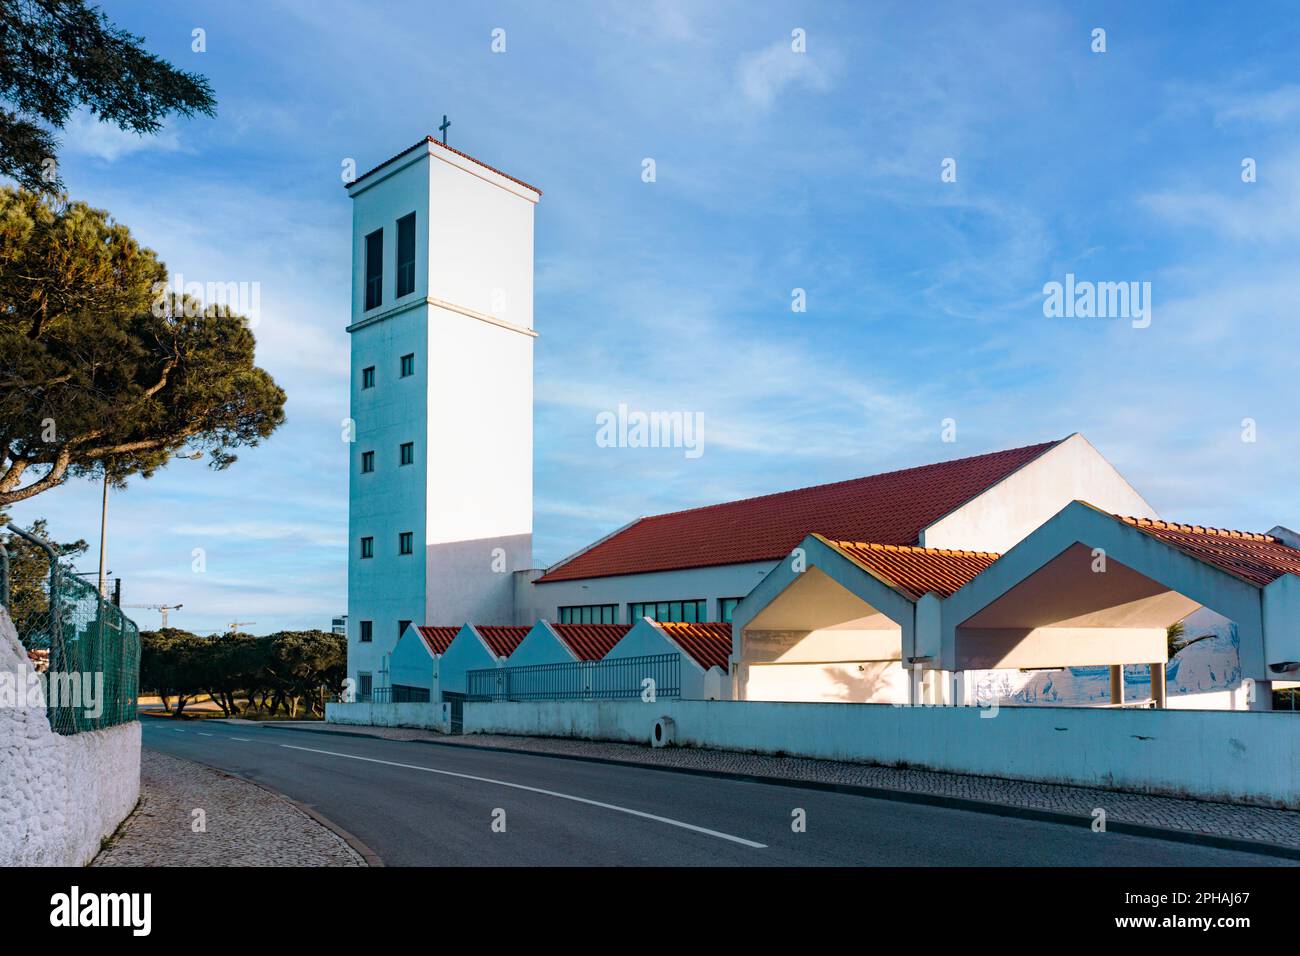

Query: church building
[345,136,1300,711]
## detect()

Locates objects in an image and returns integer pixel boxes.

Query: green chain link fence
[0,524,140,734]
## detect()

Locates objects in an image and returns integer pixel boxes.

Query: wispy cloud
[61,109,184,162]
[9,0,1298,626]
[735,37,840,111]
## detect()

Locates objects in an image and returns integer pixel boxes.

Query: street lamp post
[96,451,203,598]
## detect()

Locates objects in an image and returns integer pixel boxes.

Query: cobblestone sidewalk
[93,749,366,867]
[273,720,1300,851]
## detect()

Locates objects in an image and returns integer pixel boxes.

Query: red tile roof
[475,625,531,658]
[536,440,1061,583]
[657,622,732,671]
[823,538,1000,599]
[415,626,459,656]
[1120,517,1300,587]
[347,136,542,195]
[551,624,631,661]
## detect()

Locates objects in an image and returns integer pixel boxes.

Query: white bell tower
[344,136,539,688]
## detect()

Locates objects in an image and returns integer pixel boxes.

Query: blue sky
[10,0,1300,634]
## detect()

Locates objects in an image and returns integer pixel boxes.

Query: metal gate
[444,691,465,734]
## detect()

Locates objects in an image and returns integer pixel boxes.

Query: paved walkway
[272,721,1300,850]
[93,748,366,867]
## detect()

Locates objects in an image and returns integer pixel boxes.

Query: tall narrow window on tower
[364,228,383,310]
[396,212,416,297]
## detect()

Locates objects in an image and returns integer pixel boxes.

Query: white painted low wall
[463,699,1300,809]
[0,609,141,866]
[327,700,451,733]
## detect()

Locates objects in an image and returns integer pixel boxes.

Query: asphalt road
[141,720,1292,867]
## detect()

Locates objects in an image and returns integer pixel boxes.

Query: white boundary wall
[328,700,451,733]
[463,699,1300,809]
[0,608,141,866]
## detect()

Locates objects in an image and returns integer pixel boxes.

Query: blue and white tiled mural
[971,609,1243,707]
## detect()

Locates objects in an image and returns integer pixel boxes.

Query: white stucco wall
[463,698,1300,808]
[532,560,776,625]
[506,622,577,669]
[389,629,438,693]
[346,152,432,684]
[921,434,1159,553]
[0,608,141,866]
[437,627,501,698]
[604,620,723,700]
[744,659,909,704]
[327,700,451,732]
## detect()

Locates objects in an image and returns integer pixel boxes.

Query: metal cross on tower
[439,114,451,144]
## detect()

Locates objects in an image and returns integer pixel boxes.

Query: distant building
[331,616,347,636]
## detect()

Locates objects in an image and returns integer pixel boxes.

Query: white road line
[197,732,213,737]
[230,737,251,742]
[172,729,185,733]
[280,743,767,849]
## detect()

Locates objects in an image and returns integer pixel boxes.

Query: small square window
[360,536,374,559]
[400,353,415,377]
[362,366,375,389]
[361,451,374,473]
[359,621,373,643]
[400,442,414,466]
[399,531,413,555]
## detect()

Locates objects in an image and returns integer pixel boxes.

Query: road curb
[255,722,1300,862]
[145,744,384,866]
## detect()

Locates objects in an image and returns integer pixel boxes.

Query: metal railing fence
[0,524,140,734]
[466,652,681,702]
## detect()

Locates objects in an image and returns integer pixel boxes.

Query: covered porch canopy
[730,534,997,704]
[732,502,1300,708]
[938,501,1300,707]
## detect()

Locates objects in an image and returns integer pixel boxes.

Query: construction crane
[124,603,183,627]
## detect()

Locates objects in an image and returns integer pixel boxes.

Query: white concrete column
[1150,662,1167,708]
[1109,664,1124,706]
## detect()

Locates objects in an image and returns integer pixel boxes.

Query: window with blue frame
[719,597,743,623]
